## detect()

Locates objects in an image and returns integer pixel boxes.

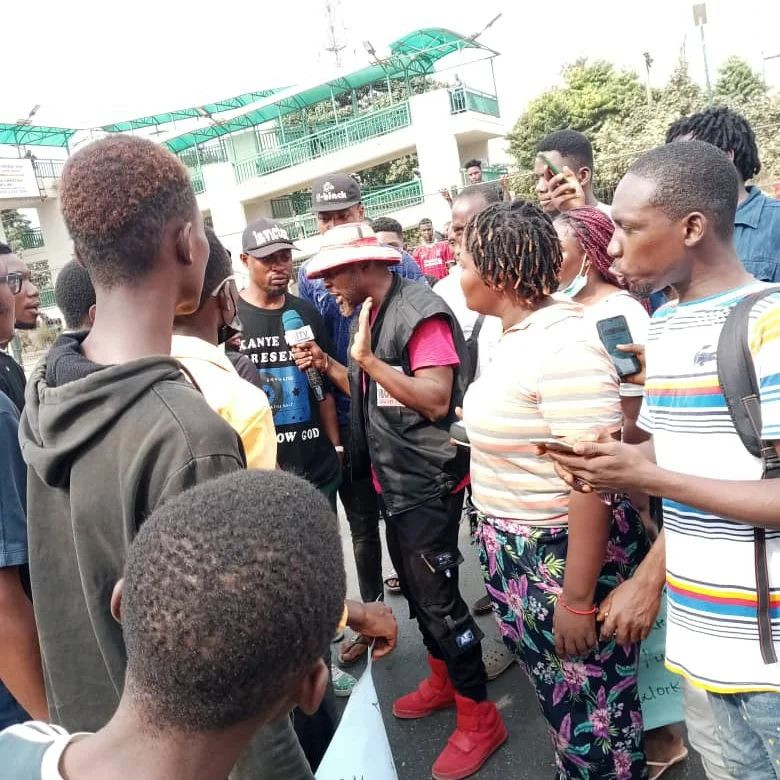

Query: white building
[0,28,507,306]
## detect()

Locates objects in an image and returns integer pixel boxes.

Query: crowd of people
[0,103,777,780]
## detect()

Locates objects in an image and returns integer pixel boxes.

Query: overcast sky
[2,0,779,131]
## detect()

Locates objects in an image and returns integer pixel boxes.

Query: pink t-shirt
[369,316,460,493]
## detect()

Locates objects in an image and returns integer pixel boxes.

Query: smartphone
[449,420,470,448]
[537,153,561,177]
[528,437,576,453]
[596,315,642,378]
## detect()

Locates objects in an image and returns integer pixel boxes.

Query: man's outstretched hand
[345,599,398,660]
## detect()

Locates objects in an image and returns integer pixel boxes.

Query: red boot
[431,694,508,780]
[393,656,456,719]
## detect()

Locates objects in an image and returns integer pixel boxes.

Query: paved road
[335,510,707,780]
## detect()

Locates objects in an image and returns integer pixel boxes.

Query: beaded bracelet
[559,598,598,616]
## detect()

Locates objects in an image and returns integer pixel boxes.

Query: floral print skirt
[476,498,650,780]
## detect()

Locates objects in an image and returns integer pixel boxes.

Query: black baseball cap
[311,173,362,213]
[241,218,298,258]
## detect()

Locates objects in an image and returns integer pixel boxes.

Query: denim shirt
[735,186,780,282]
[298,250,426,426]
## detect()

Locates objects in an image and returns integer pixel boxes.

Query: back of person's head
[121,469,345,732]
[464,158,482,170]
[0,242,11,256]
[59,134,198,289]
[371,217,403,240]
[455,184,501,207]
[197,227,233,307]
[625,140,739,240]
[665,105,760,182]
[537,129,594,170]
[54,260,96,330]
[465,200,561,304]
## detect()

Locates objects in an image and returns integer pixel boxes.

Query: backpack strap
[716,286,780,664]
[470,314,486,342]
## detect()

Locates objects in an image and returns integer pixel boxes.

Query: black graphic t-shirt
[237,294,340,489]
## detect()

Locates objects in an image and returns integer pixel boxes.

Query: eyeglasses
[210,275,237,298]
[0,272,23,295]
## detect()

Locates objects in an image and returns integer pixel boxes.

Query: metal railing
[449,87,500,118]
[190,169,205,195]
[460,164,508,186]
[234,102,412,184]
[31,159,65,180]
[276,179,424,241]
[19,228,44,249]
[39,288,56,307]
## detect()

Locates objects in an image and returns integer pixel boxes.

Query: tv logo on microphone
[284,324,315,346]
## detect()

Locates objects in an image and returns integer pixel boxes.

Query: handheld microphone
[282,309,326,402]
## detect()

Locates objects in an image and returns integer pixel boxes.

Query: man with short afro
[54,260,96,331]
[0,470,346,778]
[18,135,316,779]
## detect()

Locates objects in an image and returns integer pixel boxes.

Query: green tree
[715,57,766,104]
[0,209,33,253]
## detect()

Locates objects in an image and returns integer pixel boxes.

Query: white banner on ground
[0,159,38,199]
[316,650,398,780]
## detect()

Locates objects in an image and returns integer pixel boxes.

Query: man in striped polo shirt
[549,140,780,779]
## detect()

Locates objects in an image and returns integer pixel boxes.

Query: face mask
[559,257,589,299]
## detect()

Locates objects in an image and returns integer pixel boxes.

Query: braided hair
[464,200,561,305]
[665,106,760,182]
[554,207,615,283]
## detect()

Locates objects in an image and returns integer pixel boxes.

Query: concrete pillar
[201,163,247,267]
[409,90,462,229]
[37,198,73,278]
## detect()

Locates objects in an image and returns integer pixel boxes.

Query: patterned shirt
[463,300,621,528]
[638,282,780,693]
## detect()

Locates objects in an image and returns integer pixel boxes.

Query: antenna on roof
[468,13,502,42]
[323,0,347,68]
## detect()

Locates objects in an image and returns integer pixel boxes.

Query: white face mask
[559,256,589,299]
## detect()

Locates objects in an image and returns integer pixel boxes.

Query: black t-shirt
[237,294,340,488]
[0,352,26,412]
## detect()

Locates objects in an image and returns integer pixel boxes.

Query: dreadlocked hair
[465,200,561,304]
[666,106,760,182]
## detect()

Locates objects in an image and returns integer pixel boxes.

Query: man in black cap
[236,218,341,505]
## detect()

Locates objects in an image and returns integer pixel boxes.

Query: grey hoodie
[19,332,246,731]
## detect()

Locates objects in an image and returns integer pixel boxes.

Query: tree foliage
[507,55,780,201]
[0,209,33,253]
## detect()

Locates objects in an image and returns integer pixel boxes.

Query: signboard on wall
[0,158,39,199]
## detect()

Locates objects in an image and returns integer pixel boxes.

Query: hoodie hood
[20,332,186,488]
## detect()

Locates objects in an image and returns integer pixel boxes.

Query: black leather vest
[348,275,471,515]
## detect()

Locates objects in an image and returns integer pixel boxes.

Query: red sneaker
[392,656,456,719]
[431,695,508,780]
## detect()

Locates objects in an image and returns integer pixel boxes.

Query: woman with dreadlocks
[554,207,688,777]
[459,200,650,779]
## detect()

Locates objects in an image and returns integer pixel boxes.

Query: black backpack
[465,315,486,385]
[717,287,780,664]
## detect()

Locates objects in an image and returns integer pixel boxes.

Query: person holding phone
[554,207,688,776]
[459,200,650,779]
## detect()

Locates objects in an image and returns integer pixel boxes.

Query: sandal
[647,747,688,779]
[338,633,371,666]
[384,571,401,593]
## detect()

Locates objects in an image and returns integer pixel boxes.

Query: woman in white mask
[554,207,689,779]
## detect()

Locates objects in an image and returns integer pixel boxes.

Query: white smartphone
[528,437,576,453]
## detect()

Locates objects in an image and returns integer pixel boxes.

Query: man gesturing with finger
[548,141,780,780]
[294,222,507,780]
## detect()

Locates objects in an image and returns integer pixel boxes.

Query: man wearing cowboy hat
[293,222,507,780]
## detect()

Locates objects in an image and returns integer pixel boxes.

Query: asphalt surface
[334,508,708,780]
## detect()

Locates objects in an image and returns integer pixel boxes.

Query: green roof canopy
[100,88,286,132]
[0,123,76,148]
[163,28,493,154]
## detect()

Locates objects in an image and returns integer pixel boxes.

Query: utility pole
[643,52,653,106]
[692,3,712,101]
[323,0,346,69]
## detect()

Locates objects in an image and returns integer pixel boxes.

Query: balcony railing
[31,159,65,180]
[19,228,44,249]
[190,169,205,195]
[277,179,424,241]
[39,288,56,307]
[234,102,412,184]
[449,87,500,118]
